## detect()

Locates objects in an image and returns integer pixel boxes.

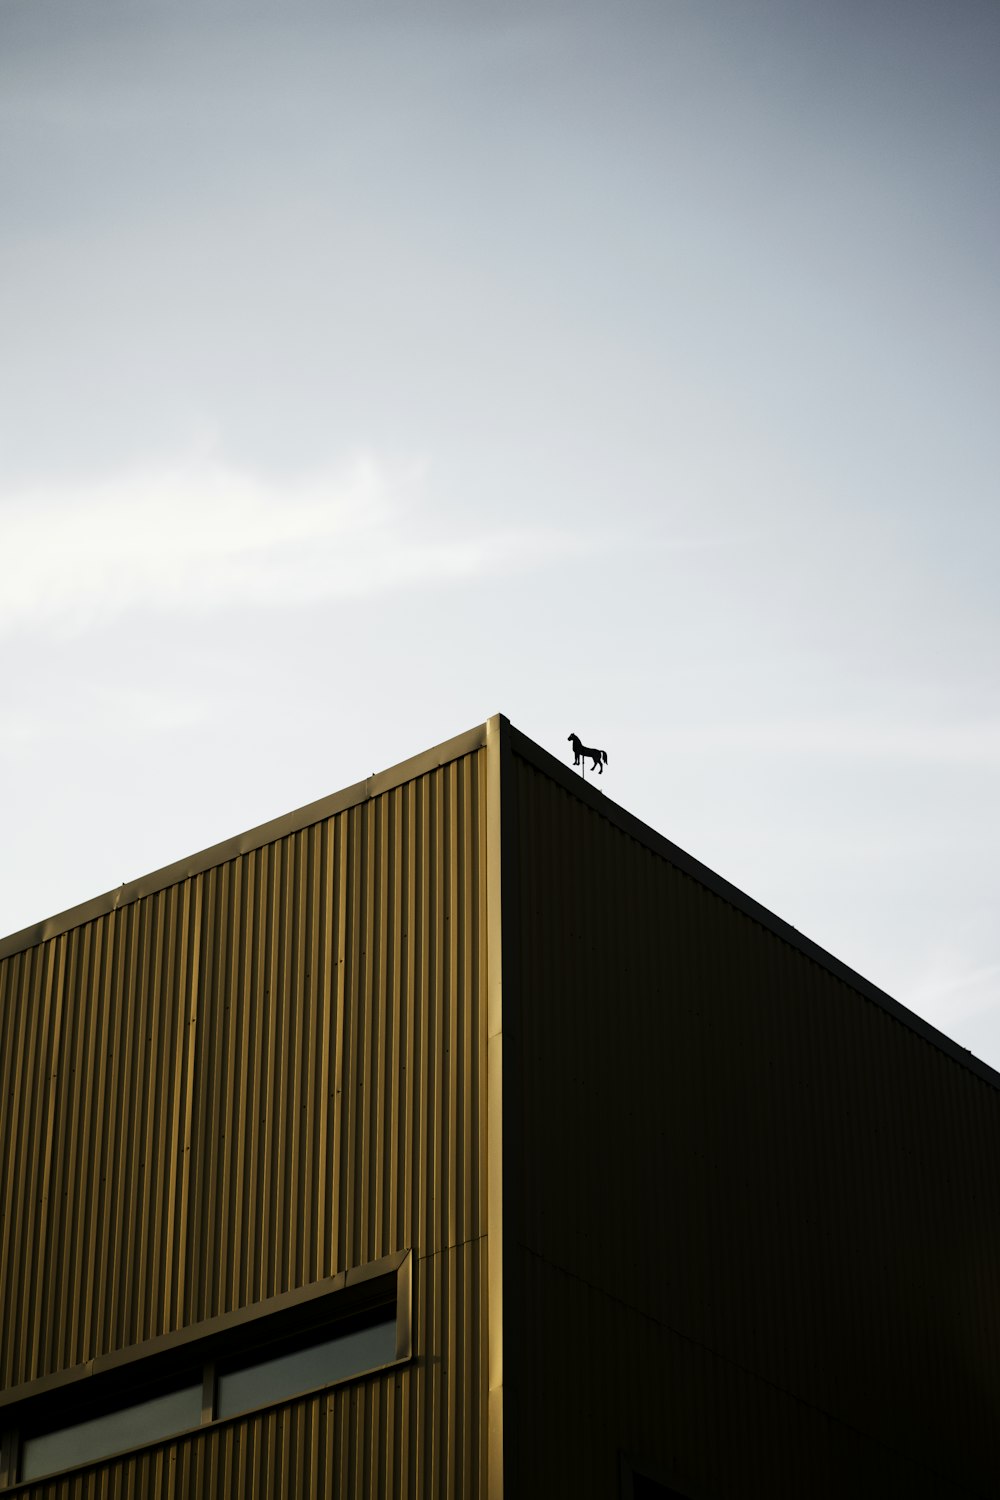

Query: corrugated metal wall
[507,741,1000,1500]
[0,746,489,1497]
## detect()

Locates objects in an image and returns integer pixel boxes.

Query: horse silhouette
[568,733,608,774]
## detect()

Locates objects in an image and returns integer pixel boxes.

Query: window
[619,1451,695,1500]
[0,1251,410,1489]
[216,1308,397,1421]
[20,1377,202,1483]
[633,1478,686,1500]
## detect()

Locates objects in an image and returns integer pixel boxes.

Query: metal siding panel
[509,750,1000,1500]
[1,746,489,1499]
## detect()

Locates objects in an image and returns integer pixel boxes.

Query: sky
[2,0,998,1069]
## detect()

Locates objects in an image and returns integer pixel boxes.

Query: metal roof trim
[0,721,490,963]
[508,723,1000,1094]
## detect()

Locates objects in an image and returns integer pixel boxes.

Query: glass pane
[633,1480,685,1500]
[20,1380,201,1482]
[217,1312,396,1420]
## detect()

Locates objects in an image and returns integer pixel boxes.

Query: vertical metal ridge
[2,744,489,1496]
[483,716,505,1500]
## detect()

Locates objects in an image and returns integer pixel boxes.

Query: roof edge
[509,724,1000,1094]
[0,720,492,963]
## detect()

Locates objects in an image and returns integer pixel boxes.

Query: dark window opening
[216,1306,398,1421]
[20,1375,202,1484]
[1,1253,409,1489]
[633,1477,686,1500]
[620,1451,693,1500]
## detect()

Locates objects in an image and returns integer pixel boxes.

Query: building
[1,715,997,1498]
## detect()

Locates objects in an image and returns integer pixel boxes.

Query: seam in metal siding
[510,752,1000,1500]
[1,749,489,1498]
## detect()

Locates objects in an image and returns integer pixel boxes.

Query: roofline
[3,714,996,1095]
[508,723,1000,1095]
[0,720,491,963]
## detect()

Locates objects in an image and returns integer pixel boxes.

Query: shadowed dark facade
[1,717,997,1497]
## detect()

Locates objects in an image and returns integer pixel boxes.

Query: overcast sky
[2,0,998,1069]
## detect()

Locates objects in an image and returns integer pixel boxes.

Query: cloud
[0,452,579,636]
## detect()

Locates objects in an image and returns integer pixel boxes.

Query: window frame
[0,1250,411,1490]
[619,1450,703,1500]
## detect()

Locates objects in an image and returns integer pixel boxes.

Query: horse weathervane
[568,731,608,776]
